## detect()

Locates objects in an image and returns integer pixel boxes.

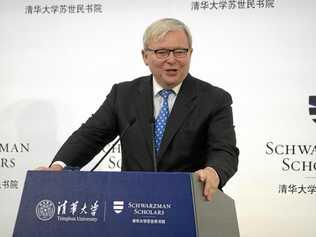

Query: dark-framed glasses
[145,48,191,59]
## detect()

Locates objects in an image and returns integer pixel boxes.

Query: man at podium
[38,18,239,201]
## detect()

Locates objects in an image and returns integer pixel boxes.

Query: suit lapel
[157,74,197,159]
[135,76,155,159]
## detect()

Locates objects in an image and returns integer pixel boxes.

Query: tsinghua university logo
[36,200,56,221]
[113,201,124,214]
[35,199,101,223]
[309,96,316,123]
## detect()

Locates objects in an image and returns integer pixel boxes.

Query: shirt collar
[153,76,183,96]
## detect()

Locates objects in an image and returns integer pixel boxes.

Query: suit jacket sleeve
[52,84,119,167]
[205,90,239,188]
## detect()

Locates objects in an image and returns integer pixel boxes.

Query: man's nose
[166,52,177,63]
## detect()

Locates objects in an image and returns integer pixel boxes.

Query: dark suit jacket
[53,74,239,188]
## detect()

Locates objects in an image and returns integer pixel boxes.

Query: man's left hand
[195,167,220,201]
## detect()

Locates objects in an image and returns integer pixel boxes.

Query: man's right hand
[36,164,64,171]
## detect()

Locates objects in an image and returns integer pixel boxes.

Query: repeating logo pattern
[309,96,316,123]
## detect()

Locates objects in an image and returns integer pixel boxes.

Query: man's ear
[142,50,149,66]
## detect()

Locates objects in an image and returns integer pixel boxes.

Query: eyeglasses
[145,48,191,59]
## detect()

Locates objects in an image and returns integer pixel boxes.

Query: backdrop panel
[1,0,315,236]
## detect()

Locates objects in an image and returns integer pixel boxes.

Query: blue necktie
[154,89,173,154]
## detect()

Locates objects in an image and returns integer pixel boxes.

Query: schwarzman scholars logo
[36,200,55,221]
[113,201,124,214]
[309,96,316,123]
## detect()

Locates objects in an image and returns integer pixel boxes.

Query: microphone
[150,117,158,172]
[90,118,136,171]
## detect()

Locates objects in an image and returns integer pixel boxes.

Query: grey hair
[143,18,192,49]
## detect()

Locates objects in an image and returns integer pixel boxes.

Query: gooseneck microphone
[150,117,158,172]
[90,118,136,172]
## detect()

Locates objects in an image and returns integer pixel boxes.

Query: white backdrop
[1,0,316,236]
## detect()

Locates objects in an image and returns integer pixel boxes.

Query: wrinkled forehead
[146,30,190,48]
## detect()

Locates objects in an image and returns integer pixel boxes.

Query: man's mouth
[165,69,178,74]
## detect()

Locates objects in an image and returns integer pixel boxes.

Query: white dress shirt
[152,77,182,119]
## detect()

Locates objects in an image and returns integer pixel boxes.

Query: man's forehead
[148,30,189,47]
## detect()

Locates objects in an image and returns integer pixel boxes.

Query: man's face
[142,30,192,89]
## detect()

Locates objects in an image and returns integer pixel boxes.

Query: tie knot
[159,89,173,99]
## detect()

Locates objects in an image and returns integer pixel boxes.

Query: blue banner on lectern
[14,171,197,237]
